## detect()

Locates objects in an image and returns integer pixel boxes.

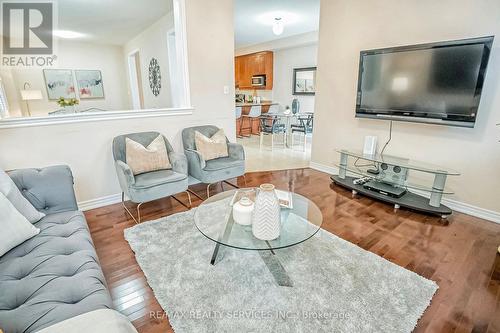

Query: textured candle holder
[233,197,254,226]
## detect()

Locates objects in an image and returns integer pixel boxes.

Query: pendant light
[272,17,284,35]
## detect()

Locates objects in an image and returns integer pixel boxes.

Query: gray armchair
[112,131,191,223]
[182,125,246,197]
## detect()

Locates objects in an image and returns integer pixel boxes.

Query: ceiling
[234,0,320,48]
[55,0,173,45]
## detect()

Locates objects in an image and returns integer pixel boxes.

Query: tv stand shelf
[331,175,452,216]
[331,149,460,217]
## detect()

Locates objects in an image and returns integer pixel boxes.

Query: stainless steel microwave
[251,75,266,87]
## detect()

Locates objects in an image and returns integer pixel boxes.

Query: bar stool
[240,105,261,137]
[235,106,243,138]
[267,104,280,114]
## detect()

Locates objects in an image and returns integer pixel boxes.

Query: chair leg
[223,180,240,189]
[122,192,142,224]
[236,118,243,138]
[171,190,192,209]
[187,188,204,201]
[240,117,251,137]
[207,183,214,198]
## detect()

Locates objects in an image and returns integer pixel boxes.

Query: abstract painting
[43,69,76,100]
[75,70,104,99]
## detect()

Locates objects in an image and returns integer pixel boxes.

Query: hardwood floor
[85,168,500,333]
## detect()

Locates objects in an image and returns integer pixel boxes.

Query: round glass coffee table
[194,188,323,275]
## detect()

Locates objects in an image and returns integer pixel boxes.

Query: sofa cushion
[8,165,78,216]
[0,192,40,256]
[0,211,112,333]
[0,168,45,223]
[204,156,245,171]
[132,169,187,189]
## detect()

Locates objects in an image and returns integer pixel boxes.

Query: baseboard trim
[78,193,122,211]
[309,162,500,224]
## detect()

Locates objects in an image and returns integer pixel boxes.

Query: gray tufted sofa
[0,166,134,333]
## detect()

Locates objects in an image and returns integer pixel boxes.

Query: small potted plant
[56,97,79,113]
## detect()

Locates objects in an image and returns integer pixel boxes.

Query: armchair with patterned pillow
[112,131,191,223]
[182,125,246,198]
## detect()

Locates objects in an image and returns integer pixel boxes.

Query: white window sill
[0,107,194,129]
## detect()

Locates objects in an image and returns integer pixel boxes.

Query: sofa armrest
[36,309,138,333]
[169,152,188,175]
[227,142,245,160]
[185,149,206,169]
[8,165,78,214]
[185,149,206,180]
[115,160,135,195]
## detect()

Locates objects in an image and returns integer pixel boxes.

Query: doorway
[128,50,144,109]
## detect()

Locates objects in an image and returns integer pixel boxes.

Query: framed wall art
[293,67,317,95]
[43,69,76,100]
[75,70,104,99]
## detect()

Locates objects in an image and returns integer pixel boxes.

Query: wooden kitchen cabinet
[235,51,273,90]
[234,56,241,88]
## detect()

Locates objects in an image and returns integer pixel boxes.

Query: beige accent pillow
[125,135,171,175]
[195,129,229,161]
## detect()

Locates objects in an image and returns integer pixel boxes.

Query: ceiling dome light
[53,30,86,39]
[272,17,284,36]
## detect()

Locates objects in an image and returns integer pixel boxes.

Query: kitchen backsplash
[237,90,274,102]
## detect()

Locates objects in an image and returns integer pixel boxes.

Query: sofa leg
[121,192,142,224]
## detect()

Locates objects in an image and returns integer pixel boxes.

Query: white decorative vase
[233,197,254,225]
[252,184,281,240]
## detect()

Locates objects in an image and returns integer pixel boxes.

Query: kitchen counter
[235,102,279,136]
[235,102,278,107]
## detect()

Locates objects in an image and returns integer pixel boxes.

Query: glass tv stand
[330,149,460,217]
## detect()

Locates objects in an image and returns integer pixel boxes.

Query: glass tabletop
[194,188,323,251]
[336,149,460,175]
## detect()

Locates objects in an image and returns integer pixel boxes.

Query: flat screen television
[355,36,494,127]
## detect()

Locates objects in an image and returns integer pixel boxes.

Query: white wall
[0,0,235,205]
[235,31,318,56]
[123,12,174,109]
[312,0,500,214]
[273,44,317,112]
[1,40,130,117]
